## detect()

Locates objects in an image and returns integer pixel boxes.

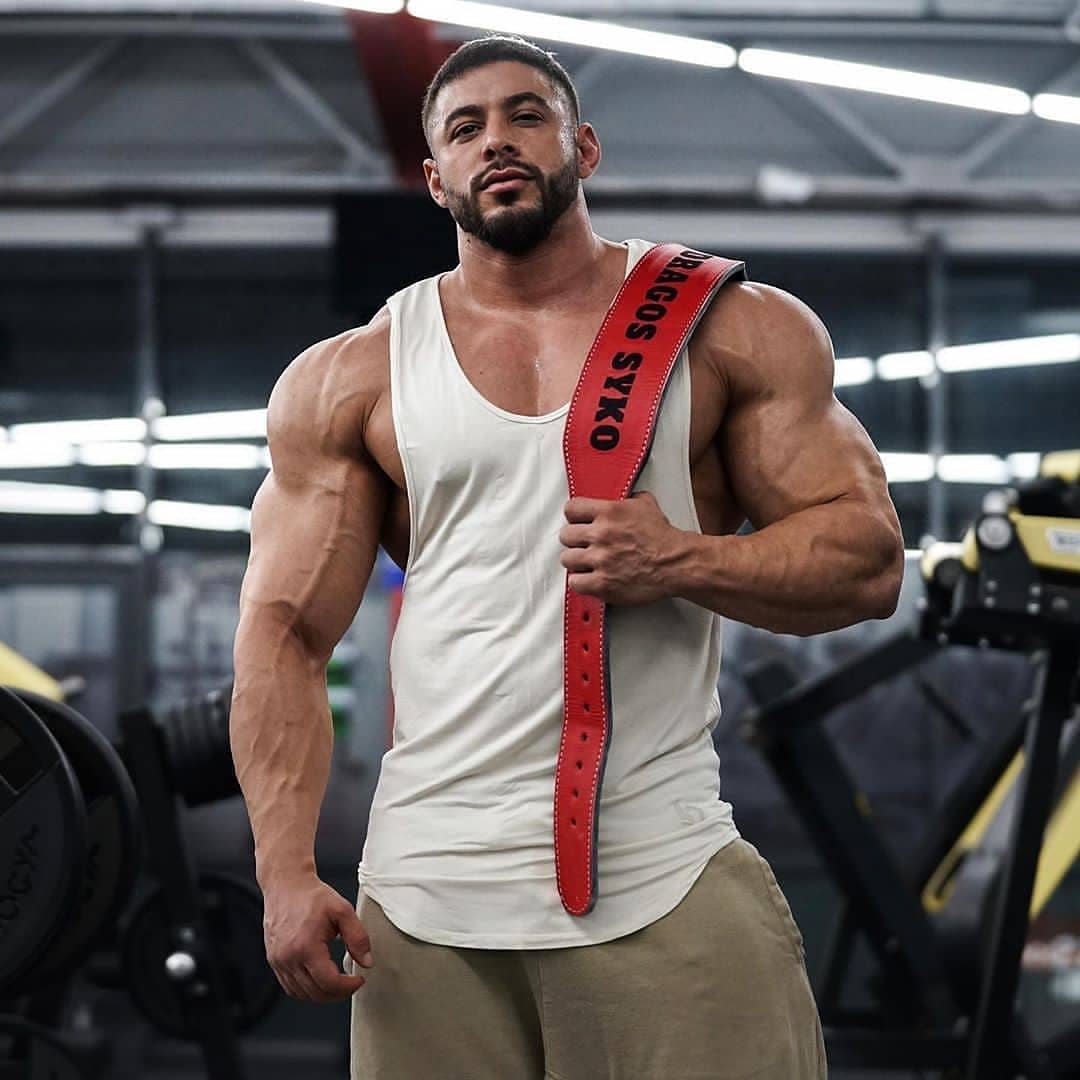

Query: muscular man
[231,34,903,1079]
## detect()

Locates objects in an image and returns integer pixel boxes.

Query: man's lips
[480,169,532,191]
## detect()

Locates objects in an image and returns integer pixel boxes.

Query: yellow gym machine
[744,451,1080,1079]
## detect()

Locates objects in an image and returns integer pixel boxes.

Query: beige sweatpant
[349,838,827,1079]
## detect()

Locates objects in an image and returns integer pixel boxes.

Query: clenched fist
[262,873,372,1003]
[559,491,689,605]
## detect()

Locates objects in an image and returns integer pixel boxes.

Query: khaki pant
[349,838,826,1079]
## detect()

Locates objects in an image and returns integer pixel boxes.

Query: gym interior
[1,2,1079,1078]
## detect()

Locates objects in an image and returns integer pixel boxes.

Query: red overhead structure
[347,11,459,189]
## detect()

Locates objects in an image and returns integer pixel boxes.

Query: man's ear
[423,158,447,208]
[576,122,602,180]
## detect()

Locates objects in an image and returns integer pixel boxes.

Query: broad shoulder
[694,280,835,400]
[267,307,390,459]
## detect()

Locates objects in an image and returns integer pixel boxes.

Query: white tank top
[357,238,738,948]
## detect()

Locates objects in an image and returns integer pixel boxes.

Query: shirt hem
[358,829,740,950]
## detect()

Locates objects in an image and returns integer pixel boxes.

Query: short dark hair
[421,35,581,150]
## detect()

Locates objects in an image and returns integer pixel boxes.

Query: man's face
[426,62,583,256]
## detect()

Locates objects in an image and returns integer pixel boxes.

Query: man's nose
[481,120,518,158]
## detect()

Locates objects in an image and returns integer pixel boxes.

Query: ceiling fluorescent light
[147,500,251,533]
[937,333,1080,373]
[880,453,935,483]
[406,0,737,68]
[9,417,146,443]
[78,442,147,467]
[147,443,268,470]
[0,444,78,469]
[152,409,267,441]
[1007,453,1042,480]
[1033,93,1080,125]
[833,356,874,388]
[738,49,1030,115]
[937,454,1010,484]
[0,481,103,515]
[101,489,146,515]
[877,350,935,381]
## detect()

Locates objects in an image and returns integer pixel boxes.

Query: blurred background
[1,1,1079,1077]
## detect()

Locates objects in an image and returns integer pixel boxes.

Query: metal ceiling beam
[238,39,385,172]
[752,78,909,178]
[957,53,1080,177]
[0,37,126,153]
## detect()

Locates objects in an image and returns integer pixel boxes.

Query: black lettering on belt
[656,269,688,284]
[626,322,657,341]
[667,257,702,270]
[635,302,666,322]
[590,425,620,451]
[595,396,627,424]
[646,285,678,303]
[603,373,635,395]
[612,350,642,371]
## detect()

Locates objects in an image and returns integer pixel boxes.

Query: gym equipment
[0,684,278,1080]
[743,452,1080,1079]
[10,691,140,994]
[0,687,87,996]
[123,871,279,1040]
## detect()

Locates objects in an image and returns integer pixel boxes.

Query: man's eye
[515,113,541,122]
[453,123,479,139]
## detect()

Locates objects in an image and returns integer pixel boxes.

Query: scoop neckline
[432,240,641,425]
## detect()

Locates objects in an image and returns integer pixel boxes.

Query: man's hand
[262,873,373,1003]
[559,491,687,605]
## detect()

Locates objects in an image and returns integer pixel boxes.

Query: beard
[443,155,580,256]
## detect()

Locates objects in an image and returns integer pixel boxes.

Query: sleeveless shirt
[356,238,739,948]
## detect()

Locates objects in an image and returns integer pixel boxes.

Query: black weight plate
[0,1016,88,1079]
[123,872,279,1039]
[0,687,86,999]
[11,692,141,992]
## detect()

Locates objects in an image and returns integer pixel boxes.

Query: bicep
[716,287,889,529]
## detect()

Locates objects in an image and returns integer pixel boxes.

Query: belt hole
[573,788,579,797]
[582,642,589,653]
[583,704,590,713]
[583,612,591,623]
[582,673,589,683]
[576,761,583,770]
[571,817,576,826]
[580,732,588,742]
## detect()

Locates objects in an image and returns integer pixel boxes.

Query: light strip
[1032,93,1080,126]
[936,454,1010,484]
[738,48,1029,115]
[147,499,252,532]
[9,417,146,443]
[147,443,270,470]
[405,0,737,68]
[0,481,143,515]
[833,356,873,388]
[78,442,147,467]
[937,333,1080,373]
[876,350,935,381]
[152,409,267,441]
[880,453,935,484]
[0,444,78,469]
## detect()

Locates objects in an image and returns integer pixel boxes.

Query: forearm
[669,498,903,635]
[230,614,334,890]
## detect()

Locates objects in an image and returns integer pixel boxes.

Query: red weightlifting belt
[556,243,745,917]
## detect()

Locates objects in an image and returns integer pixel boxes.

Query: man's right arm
[230,318,389,1000]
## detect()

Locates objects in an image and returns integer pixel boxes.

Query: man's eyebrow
[441,91,553,134]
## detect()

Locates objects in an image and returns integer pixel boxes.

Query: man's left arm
[560,283,904,636]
